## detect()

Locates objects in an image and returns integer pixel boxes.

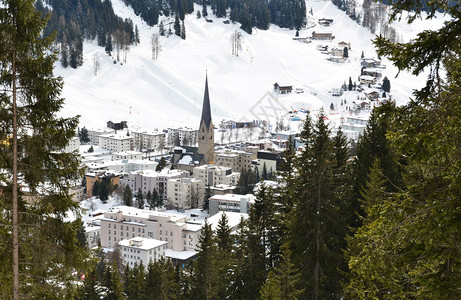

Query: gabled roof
[200,76,212,129]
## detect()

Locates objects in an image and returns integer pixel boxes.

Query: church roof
[200,76,212,129]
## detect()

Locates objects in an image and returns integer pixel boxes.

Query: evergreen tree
[79,268,101,300]
[260,244,304,300]
[0,2,87,295]
[203,185,212,211]
[123,185,133,206]
[103,263,124,300]
[348,76,353,90]
[346,1,461,297]
[351,106,402,227]
[146,190,152,208]
[174,15,181,36]
[191,220,217,299]
[196,10,201,18]
[134,25,140,44]
[156,156,167,171]
[180,20,186,39]
[262,162,268,180]
[382,76,391,92]
[343,46,349,58]
[202,1,208,17]
[289,110,347,299]
[99,181,109,203]
[155,189,164,208]
[159,21,165,36]
[214,213,234,298]
[79,126,90,143]
[93,180,100,197]
[136,188,144,208]
[105,33,113,55]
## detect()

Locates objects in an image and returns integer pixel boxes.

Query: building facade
[132,130,165,151]
[120,237,167,268]
[120,169,190,200]
[98,133,133,152]
[167,178,205,209]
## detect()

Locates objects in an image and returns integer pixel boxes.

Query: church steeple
[198,75,214,165]
[200,75,212,129]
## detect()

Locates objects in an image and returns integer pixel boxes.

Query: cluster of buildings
[79,76,286,268]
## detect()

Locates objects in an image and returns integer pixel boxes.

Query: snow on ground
[55,0,449,132]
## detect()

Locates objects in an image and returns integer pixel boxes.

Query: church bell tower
[197,75,214,165]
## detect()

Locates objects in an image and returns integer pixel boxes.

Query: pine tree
[262,162,268,180]
[180,20,186,40]
[123,185,133,206]
[156,157,167,171]
[343,46,349,58]
[202,1,208,17]
[347,1,461,297]
[289,110,347,299]
[260,244,304,300]
[159,21,166,36]
[191,220,217,299]
[79,268,101,300]
[203,185,212,211]
[99,181,109,203]
[214,213,234,298]
[103,263,124,300]
[348,76,353,90]
[79,126,90,143]
[174,15,181,36]
[382,76,391,92]
[136,188,144,208]
[0,8,86,298]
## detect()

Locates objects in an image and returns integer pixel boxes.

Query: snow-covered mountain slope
[55,0,447,131]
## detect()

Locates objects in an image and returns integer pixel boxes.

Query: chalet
[338,41,351,50]
[359,75,376,85]
[330,47,344,57]
[312,31,334,40]
[361,58,382,68]
[364,90,380,100]
[107,120,127,130]
[273,82,293,94]
[362,68,382,78]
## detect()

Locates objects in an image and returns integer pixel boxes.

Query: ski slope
[55,0,448,131]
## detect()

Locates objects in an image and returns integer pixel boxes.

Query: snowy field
[55,0,449,131]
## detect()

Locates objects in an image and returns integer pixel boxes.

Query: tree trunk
[12,47,20,300]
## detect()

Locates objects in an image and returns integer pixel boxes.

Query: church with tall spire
[197,75,214,165]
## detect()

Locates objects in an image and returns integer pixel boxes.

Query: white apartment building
[167,127,198,147]
[167,178,205,209]
[85,225,101,249]
[112,151,143,161]
[120,237,167,268]
[192,164,240,187]
[98,133,133,152]
[208,193,255,216]
[132,130,166,151]
[87,128,116,145]
[100,206,201,251]
[120,169,189,200]
[214,149,257,173]
[85,159,157,173]
[63,136,80,153]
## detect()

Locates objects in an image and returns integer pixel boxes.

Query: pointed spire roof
[200,75,212,129]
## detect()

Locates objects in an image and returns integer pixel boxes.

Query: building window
[170,232,173,236]
[108,224,111,229]
[114,225,116,229]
